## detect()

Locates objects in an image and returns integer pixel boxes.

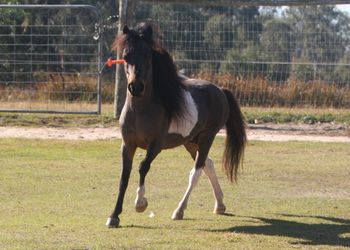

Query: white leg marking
[168,90,198,137]
[172,168,202,220]
[135,185,148,213]
[136,186,145,200]
[203,158,226,214]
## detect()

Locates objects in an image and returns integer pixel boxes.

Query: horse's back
[184,79,229,136]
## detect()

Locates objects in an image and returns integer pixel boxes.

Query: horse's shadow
[209,214,350,248]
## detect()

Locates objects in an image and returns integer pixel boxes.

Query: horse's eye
[123,54,129,62]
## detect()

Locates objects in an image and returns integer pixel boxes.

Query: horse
[106,22,247,228]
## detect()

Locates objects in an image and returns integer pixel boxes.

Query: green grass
[243,107,350,124]
[0,138,349,249]
[0,106,349,127]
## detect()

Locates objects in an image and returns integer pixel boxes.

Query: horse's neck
[121,91,164,135]
[126,95,154,109]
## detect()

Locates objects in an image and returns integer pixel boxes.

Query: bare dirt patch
[0,123,349,142]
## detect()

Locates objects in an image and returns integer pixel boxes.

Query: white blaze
[168,90,198,137]
[126,64,135,83]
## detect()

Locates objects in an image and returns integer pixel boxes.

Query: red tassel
[106,58,125,67]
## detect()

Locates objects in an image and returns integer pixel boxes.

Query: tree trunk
[114,0,135,118]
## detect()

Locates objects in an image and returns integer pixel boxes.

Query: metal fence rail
[0,4,102,114]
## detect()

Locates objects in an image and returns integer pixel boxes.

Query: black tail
[222,89,247,183]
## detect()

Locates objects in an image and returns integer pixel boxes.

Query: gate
[0,5,102,114]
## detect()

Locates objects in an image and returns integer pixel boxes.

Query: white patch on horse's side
[168,90,198,137]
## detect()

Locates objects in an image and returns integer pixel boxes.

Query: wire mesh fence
[0,5,102,114]
[133,2,350,108]
[1,3,350,112]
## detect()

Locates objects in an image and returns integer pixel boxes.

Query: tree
[260,19,294,81]
[235,7,262,43]
[202,14,235,73]
[0,7,29,83]
[204,14,235,52]
[334,52,350,87]
[284,5,350,82]
[202,7,263,74]
[220,43,266,78]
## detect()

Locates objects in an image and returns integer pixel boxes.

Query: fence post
[114,0,135,119]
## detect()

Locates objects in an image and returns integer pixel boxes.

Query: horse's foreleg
[106,144,136,228]
[135,142,161,213]
[203,158,226,214]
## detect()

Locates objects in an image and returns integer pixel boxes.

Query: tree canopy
[1,2,350,86]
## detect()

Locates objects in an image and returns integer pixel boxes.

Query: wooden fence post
[114,0,135,118]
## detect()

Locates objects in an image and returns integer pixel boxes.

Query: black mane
[151,46,187,120]
[114,23,186,120]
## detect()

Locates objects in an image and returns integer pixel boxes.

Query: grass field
[0,138,349,249]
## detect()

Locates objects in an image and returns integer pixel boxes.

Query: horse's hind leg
[172,165,202,220]
[172,140,213,220]
[183,143,226,215]
[203,158,226,214]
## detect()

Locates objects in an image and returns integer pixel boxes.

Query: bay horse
[106,23,246,228]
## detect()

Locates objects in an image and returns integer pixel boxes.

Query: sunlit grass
[0,138,349,249]
[243,106,350,124]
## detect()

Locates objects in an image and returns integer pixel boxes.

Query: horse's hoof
[171,209,184,220]
[135,197,148,213]
[213,204,226,215]
[106,217,120,228]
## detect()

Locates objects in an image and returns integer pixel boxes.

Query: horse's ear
[123,25,130,34]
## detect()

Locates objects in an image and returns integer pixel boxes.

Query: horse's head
[114,22,185,119]
[119,23,154,97]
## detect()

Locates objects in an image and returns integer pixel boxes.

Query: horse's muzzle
[128,82,144,97]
